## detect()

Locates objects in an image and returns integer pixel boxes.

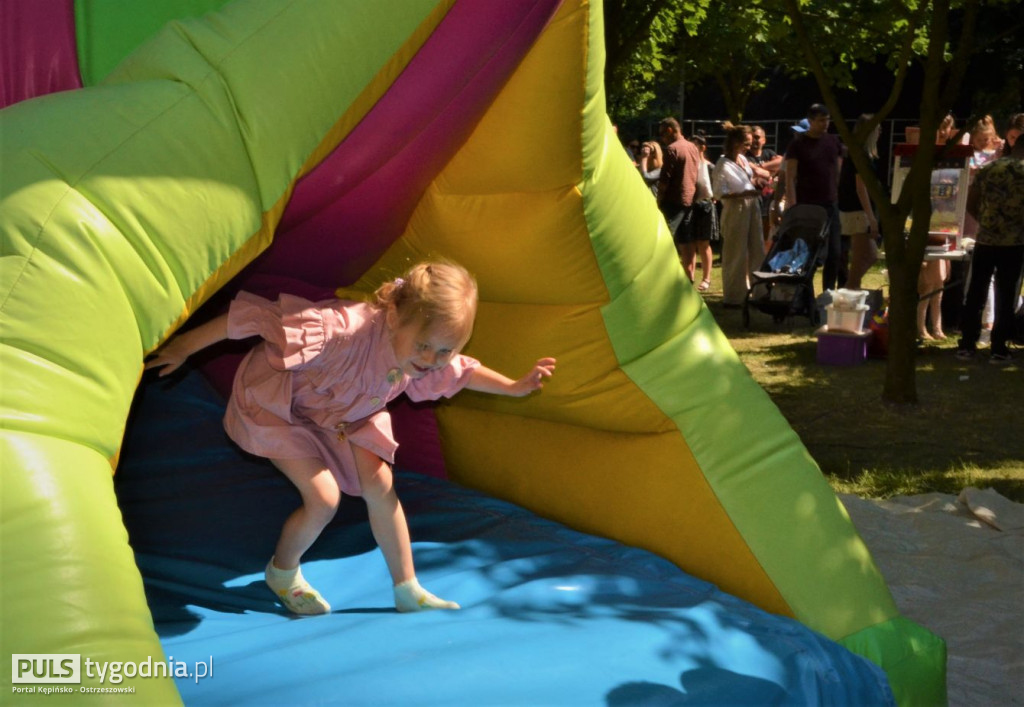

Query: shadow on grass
[702,297,1024,502]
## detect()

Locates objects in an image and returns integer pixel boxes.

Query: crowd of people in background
[621,106,1024,362]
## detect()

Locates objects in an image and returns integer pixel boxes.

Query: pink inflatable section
[0,0,82,108]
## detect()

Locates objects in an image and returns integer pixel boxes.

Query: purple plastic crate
[816,327,872,366]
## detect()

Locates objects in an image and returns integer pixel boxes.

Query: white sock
[265,558,331,615]
[393,577,460,613]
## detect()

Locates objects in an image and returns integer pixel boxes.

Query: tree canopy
[605,0,1023,126]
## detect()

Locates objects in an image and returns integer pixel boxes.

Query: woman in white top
[712,123,763,306]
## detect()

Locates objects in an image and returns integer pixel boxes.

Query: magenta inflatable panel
[1,0,83,109]
[238,0,562,290]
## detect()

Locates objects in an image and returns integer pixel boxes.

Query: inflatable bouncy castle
[2,1,944,704]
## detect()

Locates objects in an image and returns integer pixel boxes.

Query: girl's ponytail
[375,261,478,348]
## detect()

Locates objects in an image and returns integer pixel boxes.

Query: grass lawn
[699,258,1024,502]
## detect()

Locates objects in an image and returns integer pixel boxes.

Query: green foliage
[674,3,787,120]
[606,0,935,122]
[607,0,928,121]
[605,0,1021,125]
[605,0,700,120]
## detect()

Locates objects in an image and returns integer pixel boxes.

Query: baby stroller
[743,204,829,328]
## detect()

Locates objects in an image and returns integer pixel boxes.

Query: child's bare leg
[699,240,713,284]
[929,294,945,338]
[678,243,696,282]
[351,447,414,584]
[266,457,339,614]
[351,445,458,612]
[271,457,341,567]
[917,299,933,339]
[917,263,935,339]
[931,260,947,338]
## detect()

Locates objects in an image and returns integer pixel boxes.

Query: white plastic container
[826,304,870,333]
[827,288,869,309]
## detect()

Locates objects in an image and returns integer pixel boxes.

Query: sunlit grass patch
[702,259,1024,502]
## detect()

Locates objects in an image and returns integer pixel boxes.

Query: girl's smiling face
[388,313,462,379]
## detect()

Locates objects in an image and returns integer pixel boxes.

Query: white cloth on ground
[839,488,1023,707]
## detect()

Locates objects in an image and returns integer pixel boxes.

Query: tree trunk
[881,119,941,403]
[881,213,919,404]
[713,70,754,123]
[877,0,962,404]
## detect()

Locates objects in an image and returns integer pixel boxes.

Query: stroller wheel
[743,304,751,328]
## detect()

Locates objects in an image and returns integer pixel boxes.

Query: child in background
[146,261,556,615]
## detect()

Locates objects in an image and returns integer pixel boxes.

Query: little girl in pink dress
[147,261,556,615]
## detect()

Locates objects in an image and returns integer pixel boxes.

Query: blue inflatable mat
[116,371,894,706]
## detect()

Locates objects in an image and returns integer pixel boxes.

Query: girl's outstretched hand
[143,314,230,377]
[466,357,556,397]
[511,357,556,396]
[144,336,192,377]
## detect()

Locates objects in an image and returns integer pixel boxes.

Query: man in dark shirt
[657,117,702,269]
[784,104,847,291]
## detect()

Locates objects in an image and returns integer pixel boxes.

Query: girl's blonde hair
[375,261,478,348]
[969,114,998,147]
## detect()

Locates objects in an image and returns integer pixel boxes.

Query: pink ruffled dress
[223,292,479,496]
